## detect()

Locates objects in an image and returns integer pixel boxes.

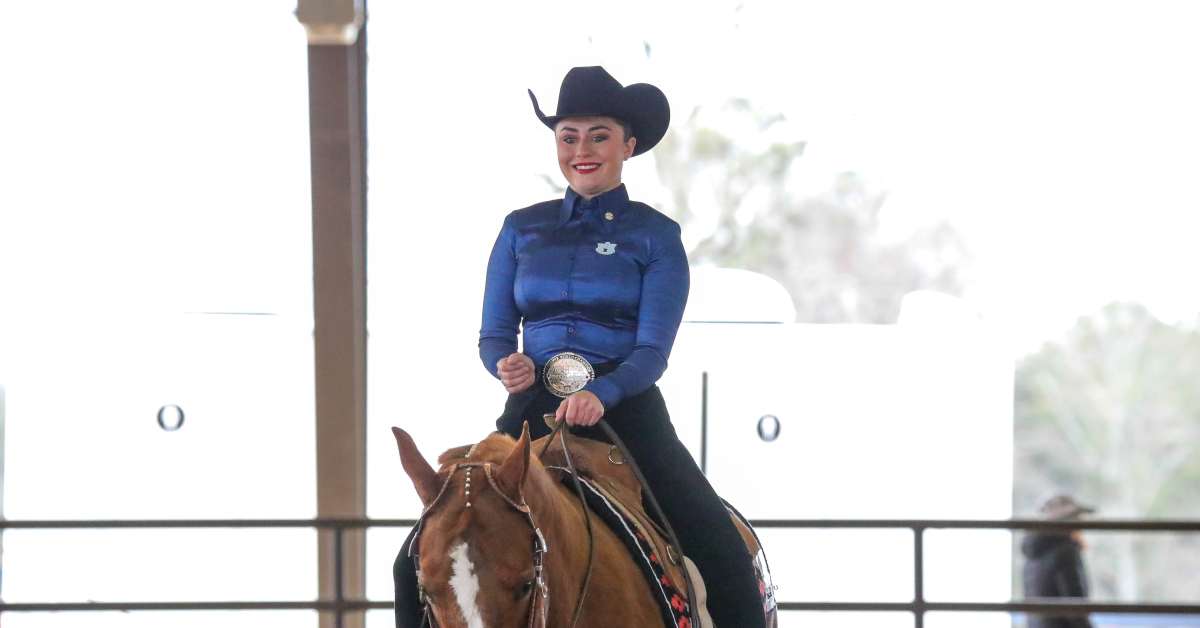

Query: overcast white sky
[3,0,1197,353]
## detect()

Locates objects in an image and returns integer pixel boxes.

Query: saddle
[533,432,704,626]
[533,432,776,628]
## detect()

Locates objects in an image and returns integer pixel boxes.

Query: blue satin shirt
[478,184,690,410]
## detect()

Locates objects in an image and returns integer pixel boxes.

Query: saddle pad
[563,474,694,628]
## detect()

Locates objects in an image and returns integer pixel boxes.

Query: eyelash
[561,135,608,145]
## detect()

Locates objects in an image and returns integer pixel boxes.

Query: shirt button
[560,290,568,297]
[604,211,614,221]
[567,327,576,335]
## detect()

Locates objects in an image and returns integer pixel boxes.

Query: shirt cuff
[478,338,515,378]
[584,377,624,412]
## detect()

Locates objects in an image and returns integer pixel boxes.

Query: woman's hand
[497,353,535,394]
[556,390,605,427]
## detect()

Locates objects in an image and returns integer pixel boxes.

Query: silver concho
[542,352,595,398]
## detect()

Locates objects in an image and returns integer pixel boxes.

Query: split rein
[411,418,700,628]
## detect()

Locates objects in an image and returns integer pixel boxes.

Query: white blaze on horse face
[449,541,486,628]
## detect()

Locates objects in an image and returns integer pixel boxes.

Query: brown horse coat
[393,425,776,628]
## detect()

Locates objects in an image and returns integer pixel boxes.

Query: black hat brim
[529,82,670,157]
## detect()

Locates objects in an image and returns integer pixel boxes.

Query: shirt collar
[558,184,630,227]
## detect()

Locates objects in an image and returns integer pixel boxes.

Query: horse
[392,422,778,628]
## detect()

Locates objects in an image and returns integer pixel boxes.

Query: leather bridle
[410,457,550,628]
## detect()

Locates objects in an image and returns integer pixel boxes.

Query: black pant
[394,386,766,628]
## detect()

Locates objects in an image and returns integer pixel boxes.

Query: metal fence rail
[2,517,1198,627]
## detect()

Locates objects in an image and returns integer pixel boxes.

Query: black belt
[537,352,617,397]
[535,361,618,376]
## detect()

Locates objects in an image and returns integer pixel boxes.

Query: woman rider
[394,66,765,628]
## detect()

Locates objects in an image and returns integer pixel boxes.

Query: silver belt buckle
[542,352,595,398]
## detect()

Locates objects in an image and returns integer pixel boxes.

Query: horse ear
[392,427,441,506]
[495,421,531,500]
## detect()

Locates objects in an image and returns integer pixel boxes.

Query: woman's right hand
[497,353,536,394]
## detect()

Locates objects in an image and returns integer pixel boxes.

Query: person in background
[1022,494,1096,628]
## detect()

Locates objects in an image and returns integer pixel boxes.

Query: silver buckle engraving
[542,352,594,398]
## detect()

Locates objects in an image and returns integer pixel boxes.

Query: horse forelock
[418,430,562,553]
[433,433,554,489]
[436,432,517,466]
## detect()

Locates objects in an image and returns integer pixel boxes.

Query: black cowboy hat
[528,66,670,157]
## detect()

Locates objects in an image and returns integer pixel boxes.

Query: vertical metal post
[334,526,345,628]
[700,371,709,474]
[913,526,925,628]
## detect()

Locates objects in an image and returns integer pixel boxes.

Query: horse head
[392,424,557,628]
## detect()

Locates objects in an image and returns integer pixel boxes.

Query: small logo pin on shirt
[595,241,617,255]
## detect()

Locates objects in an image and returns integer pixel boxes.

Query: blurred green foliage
[1015,302,1200,601]
[652,99,969,323]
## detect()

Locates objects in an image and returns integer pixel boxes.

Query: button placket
[563,228,579,304]
[562,227,583,344]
